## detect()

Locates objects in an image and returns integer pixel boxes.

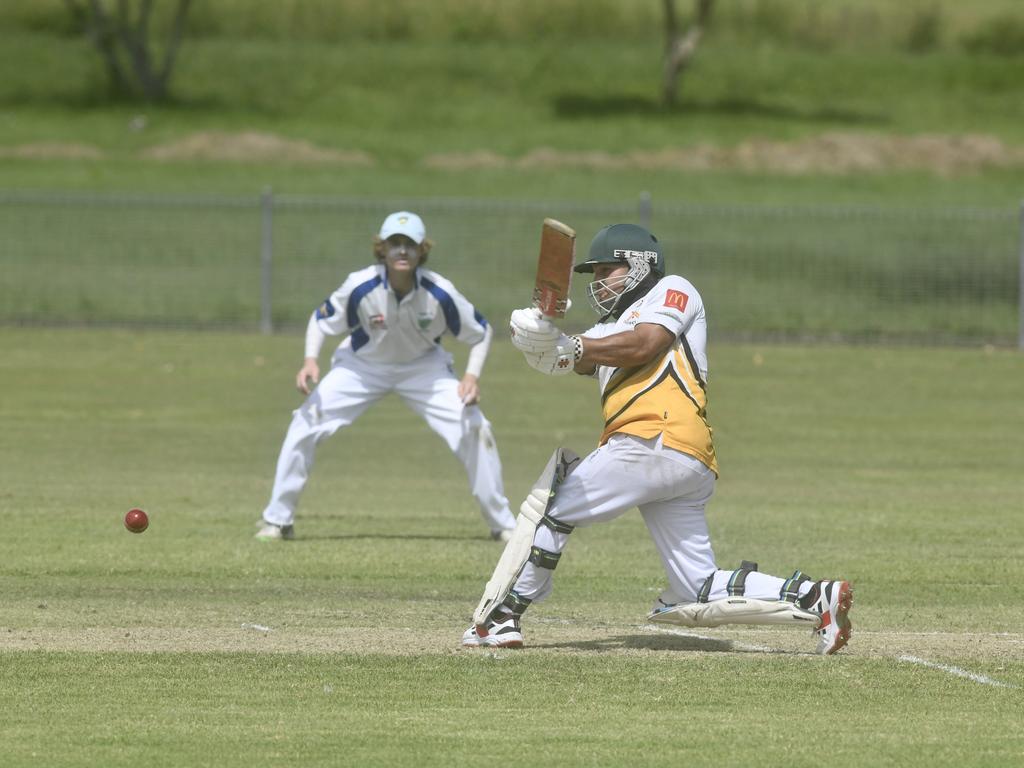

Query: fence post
[1019,201,1024,350]
[260,187,274,334]
[638,191,652,229]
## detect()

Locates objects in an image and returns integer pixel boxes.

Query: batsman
[463,222,854,654]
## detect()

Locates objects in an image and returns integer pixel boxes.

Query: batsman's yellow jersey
[586,275,718,475]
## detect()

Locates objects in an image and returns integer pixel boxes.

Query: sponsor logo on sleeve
[369,313,387,329]
[663,289,689,311]
[315,299,335,319]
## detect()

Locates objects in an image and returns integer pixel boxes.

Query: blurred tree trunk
[662,0,715,107]
[64,0,192,102]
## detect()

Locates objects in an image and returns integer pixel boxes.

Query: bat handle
[532,290,569,318]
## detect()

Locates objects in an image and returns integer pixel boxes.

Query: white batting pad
[472,447,580,625]
[647,597,821,628]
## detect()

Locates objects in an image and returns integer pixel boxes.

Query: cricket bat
[532,218,576,318]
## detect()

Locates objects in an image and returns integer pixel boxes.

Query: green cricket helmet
[574,224,665,316]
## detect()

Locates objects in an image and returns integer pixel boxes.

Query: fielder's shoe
[802,580,853,655]
[462,613,524,649]
[254,521,294,541]
[490,528,514,543]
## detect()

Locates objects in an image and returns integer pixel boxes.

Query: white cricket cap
[379,211,426,244]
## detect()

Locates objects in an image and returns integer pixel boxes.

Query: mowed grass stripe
[1,652,1022,768]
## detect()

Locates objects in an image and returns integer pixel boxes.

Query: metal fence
[1,189,1020,347]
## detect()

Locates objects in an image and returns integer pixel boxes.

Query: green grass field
[1,327,1022,767]
[2,3,1023,762]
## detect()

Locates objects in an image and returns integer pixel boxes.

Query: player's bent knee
[528,545,562,570]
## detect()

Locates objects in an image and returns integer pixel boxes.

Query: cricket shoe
[462,614,524,649]
[490,528,514,543]
[255,521,294,541]
[802,580,853,655]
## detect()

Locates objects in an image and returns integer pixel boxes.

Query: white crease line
[241,623,273,633]
[898,655,1018,689]
[859,631,1022,638]
[643,624,777,653]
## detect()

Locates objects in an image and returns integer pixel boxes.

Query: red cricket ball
[124,508,149,534]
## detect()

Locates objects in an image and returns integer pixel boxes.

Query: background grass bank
[2,5,1023,205]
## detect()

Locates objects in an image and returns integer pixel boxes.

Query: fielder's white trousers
[514,433,721,605]
[262,347,515,533]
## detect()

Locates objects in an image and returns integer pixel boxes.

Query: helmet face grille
[586,271,631,314]
[584,255,652,316]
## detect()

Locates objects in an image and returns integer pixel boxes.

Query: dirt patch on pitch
[424,133,1024,175]
[141,131,374,166]
[7,132,1018,174]
[2,623,1019,665]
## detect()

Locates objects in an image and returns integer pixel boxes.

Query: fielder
[257,211,516,542]
[463,223,853,654]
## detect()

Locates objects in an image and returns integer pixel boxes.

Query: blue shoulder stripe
[346,275,383,328]
[346,275,382,353]
[351,327,370,352]
[420,277,461,337]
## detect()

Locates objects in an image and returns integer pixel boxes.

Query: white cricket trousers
[262,347,515,533]
[514,433,794,607]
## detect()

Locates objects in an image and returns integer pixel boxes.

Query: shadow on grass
[553,92,889,126]
[0,88,281,116]
[538,632,795,654]
[293,532,488,543]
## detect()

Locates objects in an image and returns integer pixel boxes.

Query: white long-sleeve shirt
[304,264,492,369]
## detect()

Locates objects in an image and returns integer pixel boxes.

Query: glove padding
[510,307,561,354]
[511,307,579,374]
[523,342,576,376]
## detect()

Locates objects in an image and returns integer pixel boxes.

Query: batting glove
[509,307,563,354]
[522,335,583,376]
